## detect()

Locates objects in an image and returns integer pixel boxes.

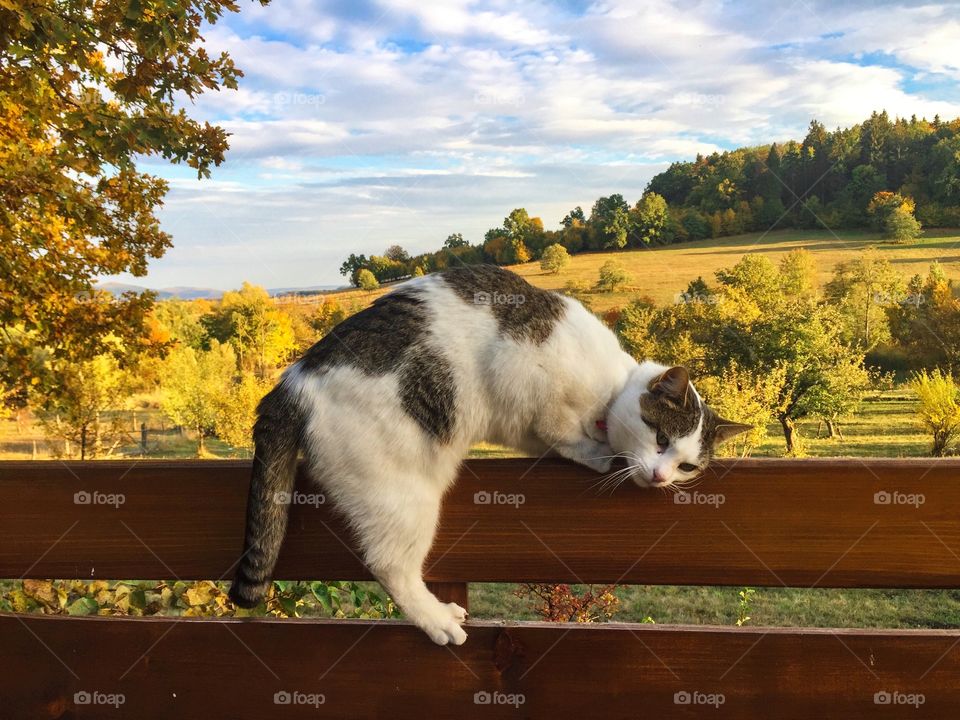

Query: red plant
[515,583,620,623]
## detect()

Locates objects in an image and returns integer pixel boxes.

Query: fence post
[427,582,469,611]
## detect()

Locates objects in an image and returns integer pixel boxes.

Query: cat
[229,264,749,645]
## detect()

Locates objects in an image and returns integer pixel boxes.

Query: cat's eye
[656,431,669,448]
[678,463,699,473]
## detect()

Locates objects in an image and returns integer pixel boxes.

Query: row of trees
[15,248,960,459]
[340,112,957,287]
[610,251,960,455]
[24,284,355,459]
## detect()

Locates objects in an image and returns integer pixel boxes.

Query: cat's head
[606,365,750,488]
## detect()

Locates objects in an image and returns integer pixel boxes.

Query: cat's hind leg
[349,475,468,646]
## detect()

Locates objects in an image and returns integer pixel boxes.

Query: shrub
[540,243,571,274]
[515,583,619,623]
[912,369,960,456]
[596,260,631,292]
[357,268,379,291]
[885,207,923,242]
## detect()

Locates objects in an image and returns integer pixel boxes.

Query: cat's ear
[713,419,753,446]
[648,366,691,406]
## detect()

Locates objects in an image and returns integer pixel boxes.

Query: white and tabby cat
[229,265,748,645]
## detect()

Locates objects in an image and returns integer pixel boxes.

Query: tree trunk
[779,415,796,454]
[197,426,205,457]
[80,425,87,461]
[825,419,835,438]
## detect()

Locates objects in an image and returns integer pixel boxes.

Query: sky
[116,0,960,290]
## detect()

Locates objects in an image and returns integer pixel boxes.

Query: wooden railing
[1,458,959,718]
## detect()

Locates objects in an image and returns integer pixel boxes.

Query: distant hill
[97,282,346,300]
[97,282,223,300]
[267,284,347,295]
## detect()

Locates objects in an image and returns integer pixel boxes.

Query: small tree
[540,244,571,275]
[160,342,236,456]
[912,369,960,456]
[696,363,783,458]
[885,207,923,242]
[357,269,380,291]
[215,375,269,453]
[34,355,127,459]
[868,191,922,242]
[596,261,631,292]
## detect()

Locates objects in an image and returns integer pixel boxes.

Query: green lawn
[470,584,960,629]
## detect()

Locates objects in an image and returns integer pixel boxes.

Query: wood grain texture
[2,614,958,719]
[1,458,959,587]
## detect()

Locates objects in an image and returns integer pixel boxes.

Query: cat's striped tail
[228,382,303,609]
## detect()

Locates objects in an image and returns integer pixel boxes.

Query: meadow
[322,228,960,314]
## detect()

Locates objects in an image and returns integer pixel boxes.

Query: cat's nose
[652,469,668,485]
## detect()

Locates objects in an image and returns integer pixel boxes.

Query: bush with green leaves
[596,260,631,293]
[912,369,960,456]
[540,243,571,275]
[1,579,401,620]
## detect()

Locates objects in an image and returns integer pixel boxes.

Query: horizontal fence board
[1,458,959,586]
[2,614,958,719]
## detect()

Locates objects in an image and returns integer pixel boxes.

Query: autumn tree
[596,261,631,292]
[33,354,127,459]
[868,192,922,242]
[540,244,570,275]
[0,0,255,399]
[216,374,269,452]
[912,369,960,456]
[825,249,904,348]
[204,283,295,379]
[889,264,960,373]
[357,269,380,291]
[160,341,236,456]
[630,192,669,245]
[443,233,468,249]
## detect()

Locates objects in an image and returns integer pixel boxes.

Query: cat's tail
[228,380,304,609]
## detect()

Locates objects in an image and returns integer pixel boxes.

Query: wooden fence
[1,458,960,718]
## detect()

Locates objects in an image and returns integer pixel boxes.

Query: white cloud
[118,0,960,288]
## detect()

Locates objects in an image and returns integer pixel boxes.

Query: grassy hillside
[322,228,960,314]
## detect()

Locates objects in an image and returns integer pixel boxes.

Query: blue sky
[118,0,960,290]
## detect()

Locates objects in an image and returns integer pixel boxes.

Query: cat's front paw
[583,456,613,473]
[422,602,469,646]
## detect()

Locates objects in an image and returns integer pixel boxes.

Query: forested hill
[648,111,960,235]
[340,111,960,288]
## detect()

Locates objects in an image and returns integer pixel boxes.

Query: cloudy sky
[120,0,960,290]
